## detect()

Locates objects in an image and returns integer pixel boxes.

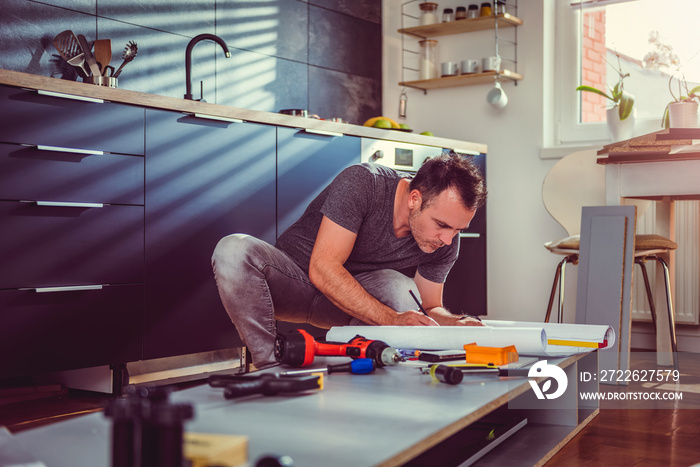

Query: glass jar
[419,2,439,26]
[467,4,479,19]
[455,6,467,20]
[418,39,439,80]
[442,8,454,22]
[495,0,506,14]
[480,2,492,16]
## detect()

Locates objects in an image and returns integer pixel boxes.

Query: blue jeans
[211,234,420,367]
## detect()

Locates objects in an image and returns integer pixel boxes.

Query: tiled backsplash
[0,0,382,125]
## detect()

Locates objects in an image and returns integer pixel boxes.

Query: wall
[383,0,700,352]
[0,0,382,125]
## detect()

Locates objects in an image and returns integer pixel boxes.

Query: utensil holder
[86,76,118,88]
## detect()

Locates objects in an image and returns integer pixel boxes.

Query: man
[212,151,487,368]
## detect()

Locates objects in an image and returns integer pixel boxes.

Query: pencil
[409,289,430,317]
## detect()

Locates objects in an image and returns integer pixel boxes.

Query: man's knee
[355,269,418,312]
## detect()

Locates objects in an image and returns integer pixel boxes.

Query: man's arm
[414,270,484,326]
[308,216,437,326]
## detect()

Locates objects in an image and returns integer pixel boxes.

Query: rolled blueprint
[326,326,548,356]
[481,320,616,355]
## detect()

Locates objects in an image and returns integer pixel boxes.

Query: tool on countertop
[421,364,531,379]
[464,343,519,366]
[208,373,322,399]
[274,329,404,368]
[429,364,464,385]
[281,358,375,376]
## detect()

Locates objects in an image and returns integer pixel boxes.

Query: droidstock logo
[528,360,568,400]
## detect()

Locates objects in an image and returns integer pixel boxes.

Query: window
[554,0,700,144]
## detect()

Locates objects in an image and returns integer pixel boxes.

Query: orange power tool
[274,329,404,368]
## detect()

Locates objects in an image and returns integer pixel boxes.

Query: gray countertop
[0,68,487,154]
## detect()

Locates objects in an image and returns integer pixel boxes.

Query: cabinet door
[144,110,276,359]
[0,201,144,289]
[0,284,143,379]
[277,127,361,237]
[276,128,360,338]
[0,85,144,156]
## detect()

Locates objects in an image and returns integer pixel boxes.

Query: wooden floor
[547,351,700,467]
[1,351,699,466]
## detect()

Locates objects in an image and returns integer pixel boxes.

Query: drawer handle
[34,285,104,293]
[302,129,344,137]
[35,201,104,208]
[37,90,104,104]
[192,113,244,124]
[459,232,481,239]
[35,144,104,156]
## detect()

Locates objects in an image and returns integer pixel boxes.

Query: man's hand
[455,316,484,326]
[392,310,439,326]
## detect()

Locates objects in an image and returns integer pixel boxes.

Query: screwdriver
[281,358,375,376]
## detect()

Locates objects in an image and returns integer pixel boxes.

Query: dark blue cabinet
[276,127,361,238]
[443,154,487,316]
[144,110,277,359]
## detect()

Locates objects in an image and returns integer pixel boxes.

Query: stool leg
[545,257,567,323]
[636,258,657,330]
[653,256,679,372]
[558,259,568,324]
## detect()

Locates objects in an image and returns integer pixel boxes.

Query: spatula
[77,34,102,77]
[52,30,89,77]
[93,39,112,76]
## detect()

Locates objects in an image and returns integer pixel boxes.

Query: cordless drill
[274,329,404,368]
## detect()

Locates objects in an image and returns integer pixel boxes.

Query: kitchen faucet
[184,33,231,101]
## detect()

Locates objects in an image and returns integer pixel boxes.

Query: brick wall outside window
[580,10,607,123]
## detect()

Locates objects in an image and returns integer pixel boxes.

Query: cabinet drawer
[0,85,144,156]
[0,284,143,378]
[0,143,144,205]
[0,201,144,289]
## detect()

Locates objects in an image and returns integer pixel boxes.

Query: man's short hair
[409,151,487,211]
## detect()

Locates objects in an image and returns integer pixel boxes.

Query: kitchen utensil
[112,41,138,78]
[441,61,459,77]
[461,59,479,74]
[104,65,115,77]
[482,56,501,72]
[486,81,508,109]
[77,34,102,77]
[93,39,112,75]
[52,30,90,77]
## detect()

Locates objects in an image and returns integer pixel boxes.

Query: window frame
[553,0,660,145]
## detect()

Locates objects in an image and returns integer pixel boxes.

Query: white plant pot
[668,101,699,128]
[606,107,635,142]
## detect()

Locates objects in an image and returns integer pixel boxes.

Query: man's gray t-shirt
[275,163,459,283]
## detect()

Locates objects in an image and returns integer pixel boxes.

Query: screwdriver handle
[327,358,375,375]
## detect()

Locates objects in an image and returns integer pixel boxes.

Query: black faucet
[184,34,231,101]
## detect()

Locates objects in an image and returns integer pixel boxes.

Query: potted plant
[576,52,635,141]
[662,72,700,128]
[643,31,700,128]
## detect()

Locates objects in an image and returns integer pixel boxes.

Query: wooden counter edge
[0,69,487,155]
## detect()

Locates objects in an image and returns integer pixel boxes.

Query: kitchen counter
[0,69,486,154]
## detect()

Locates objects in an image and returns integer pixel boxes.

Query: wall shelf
[398,13,523,38]
[399,1,522,93]
[400,69,523,91]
